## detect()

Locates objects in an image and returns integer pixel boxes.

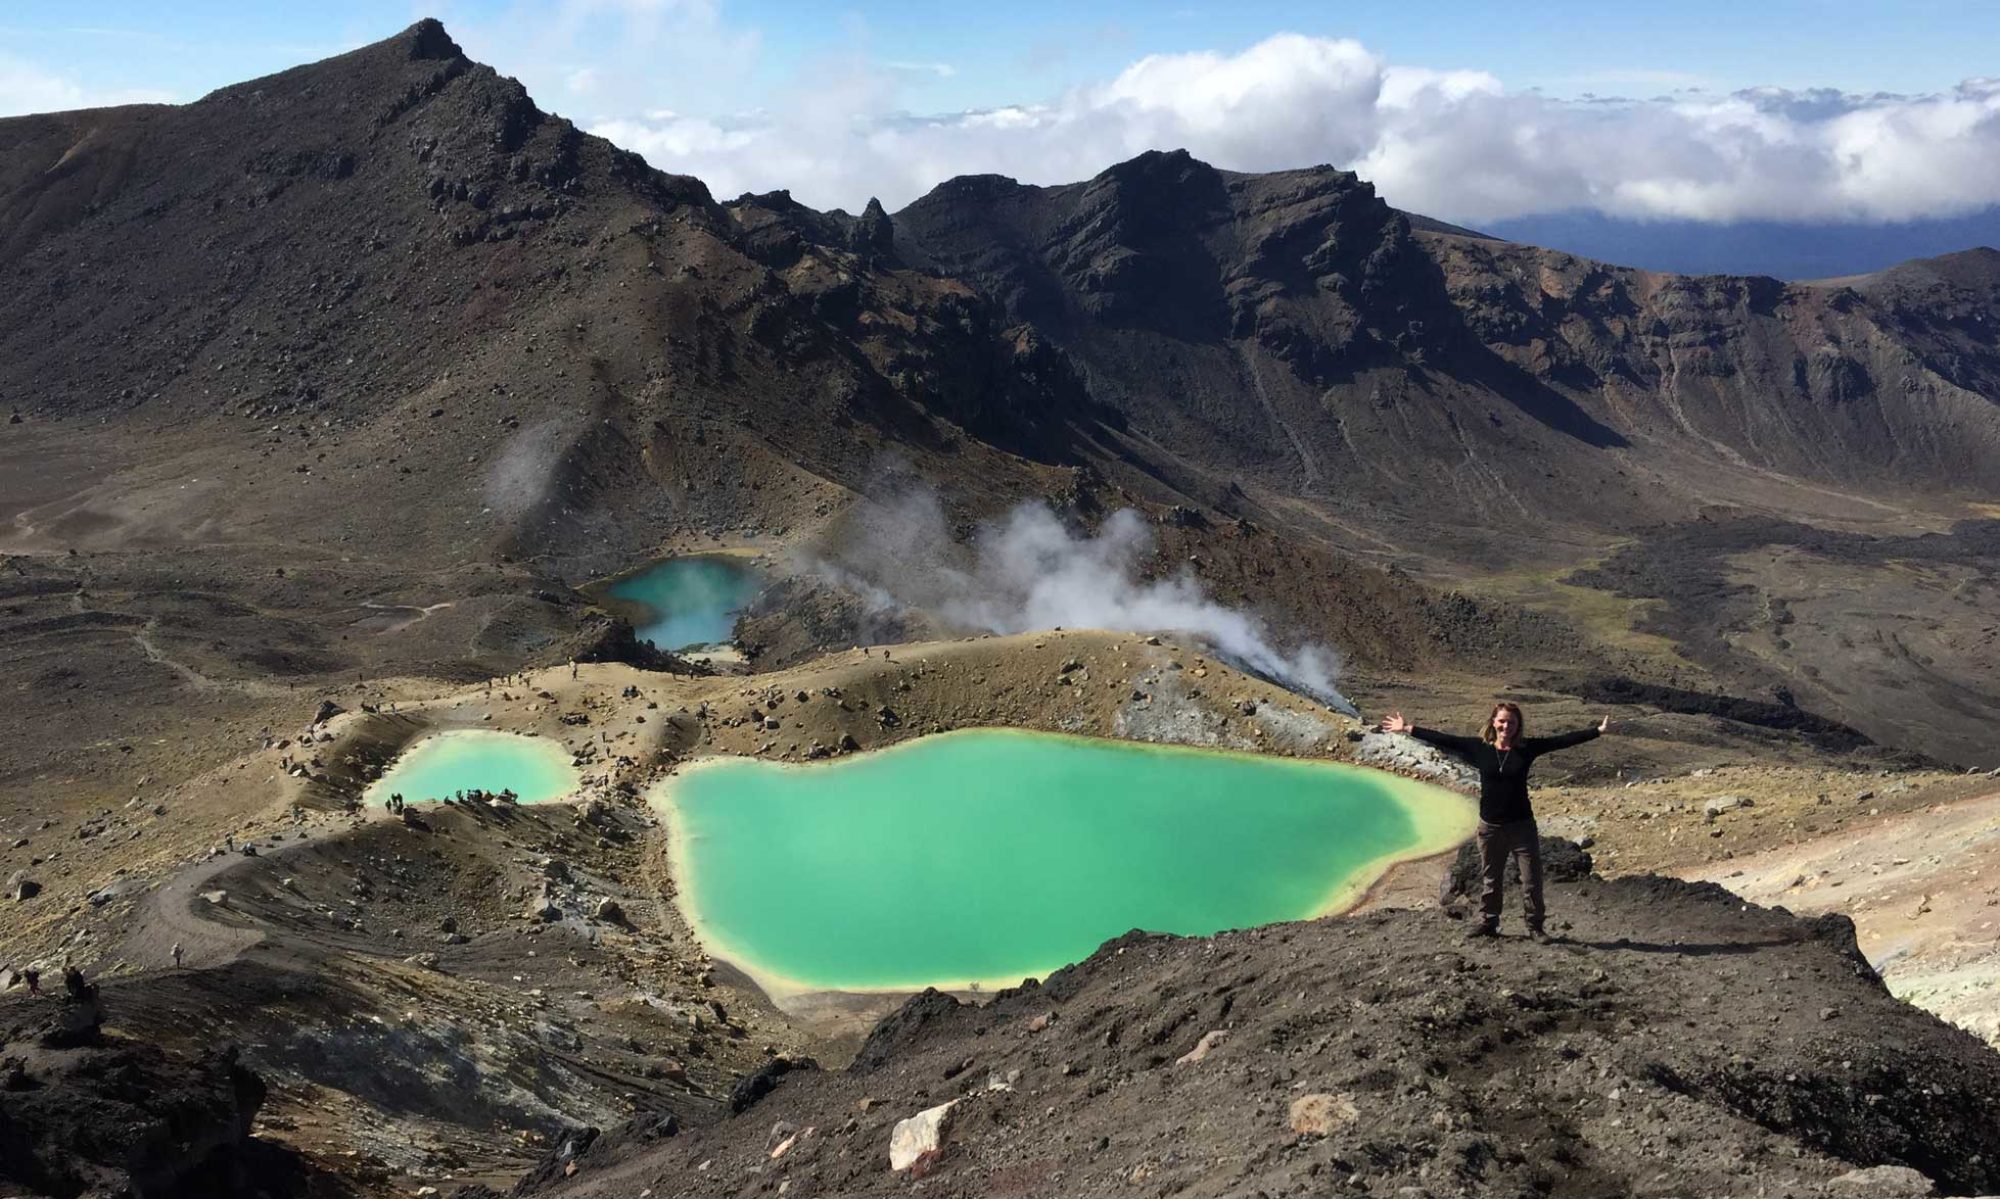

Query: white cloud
[442,0,762,128]
[0,52,176,117]
[884,60,956,79]
[16,15,1993,228]
[557,31,2000,225]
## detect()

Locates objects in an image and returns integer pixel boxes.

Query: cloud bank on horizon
[578,33,2000,228]
[5,10,1998,231]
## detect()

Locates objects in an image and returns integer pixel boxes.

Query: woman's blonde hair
[1481,701,1525,745]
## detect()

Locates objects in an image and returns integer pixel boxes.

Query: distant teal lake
[651,730,1472,994]
[365,731,578,806]
[602,556,760,651]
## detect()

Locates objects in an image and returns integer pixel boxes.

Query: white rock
[889,1100,958,1171]
[1826,1164,1935,1197]
[1288,1092,1359,1137]
[1176,1029,1230,1064]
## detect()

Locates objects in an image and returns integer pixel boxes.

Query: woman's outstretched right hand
[1380,711,1413,735]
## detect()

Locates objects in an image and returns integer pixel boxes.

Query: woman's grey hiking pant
[1476,818,1544,931]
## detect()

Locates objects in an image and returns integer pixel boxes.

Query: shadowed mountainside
[893,152,2000,534]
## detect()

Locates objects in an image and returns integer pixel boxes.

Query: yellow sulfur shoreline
[646,727,1475,1001]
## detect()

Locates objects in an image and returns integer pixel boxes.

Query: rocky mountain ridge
[6,18,1993,761]
[893,150,2000,526]
[4,18,1995,547]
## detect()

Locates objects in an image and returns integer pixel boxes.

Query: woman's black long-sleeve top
[1407,726,1600,824]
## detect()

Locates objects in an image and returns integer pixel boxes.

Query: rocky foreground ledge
[501,860,2000,1199]
[0,985,273,1197]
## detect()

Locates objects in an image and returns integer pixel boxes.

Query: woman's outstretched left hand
[1598,714,1612,733]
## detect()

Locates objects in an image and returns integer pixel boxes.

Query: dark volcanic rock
[499,1113,682,1195]
[508,876,2000,1199]
[1569,675,1879,754]
[0,1027,267,1198]
[726,1054,819,1115]
[1441,833,1594,903]
[850,196,894,264]
[848,988,967,1075]
[35,969,104,1050]
[507,1126,600,1194]
[568,609,710,676]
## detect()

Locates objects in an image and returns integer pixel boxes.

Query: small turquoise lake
[651,730,1471,994]
[600,556,761,651]
[365,731,579,806]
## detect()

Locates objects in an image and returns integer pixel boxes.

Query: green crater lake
[652,729,1472,994]
[602,556,761,651]
[365,731,579,806]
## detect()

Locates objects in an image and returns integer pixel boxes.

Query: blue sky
[5,2,1998,223]
[6,1,1994,113]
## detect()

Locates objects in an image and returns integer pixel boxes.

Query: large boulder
[1827,1165,1936,1197]
[849,988,965,1074]
[1441,835,1594,904]
[1288,1092,1359,1138]
[889,1099,959,1171]
[727,1054,818,1115]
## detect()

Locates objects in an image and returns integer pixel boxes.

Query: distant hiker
[171,942,184,968]
[570,658,578,680]
[23,968,40,996]
[62,966,97,1010]
[1380,704,1611,942]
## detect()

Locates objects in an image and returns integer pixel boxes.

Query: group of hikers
[383,787,519,812]
[3,964,93,999]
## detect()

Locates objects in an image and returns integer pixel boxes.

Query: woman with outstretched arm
[1380,702,1611,941]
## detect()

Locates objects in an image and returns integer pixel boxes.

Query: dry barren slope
[509,876,2000,1199]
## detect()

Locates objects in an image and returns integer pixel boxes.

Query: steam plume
[813,488,1356,714]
